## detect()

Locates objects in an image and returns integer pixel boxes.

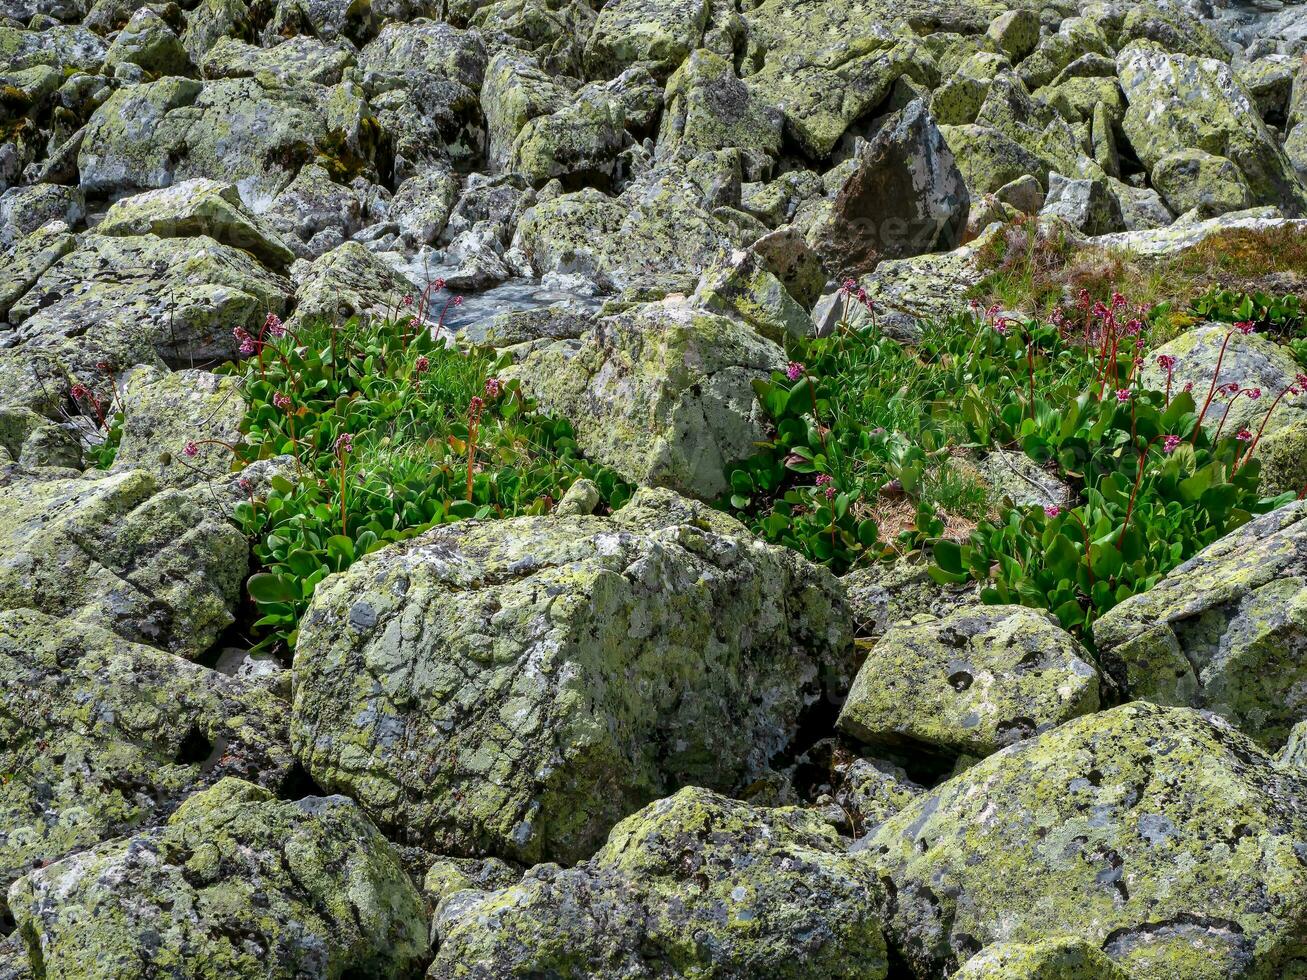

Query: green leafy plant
[219,311,630,651]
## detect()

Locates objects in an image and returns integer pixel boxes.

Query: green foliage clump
[225,314,631,651]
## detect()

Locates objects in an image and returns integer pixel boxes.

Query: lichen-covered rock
[0,469,246,656]
[1039,172,1125,235]
[1093,213,1307,258]
[940,123,1048,196]
[389,166,459,245]
[424,856,522,905]
[978,448,1071,510]
[77,76,348,203]
[513,165,741,294]
[690,248,810,343]
[864,701,1307,979]
[181,0,255,63]
[470,0,595,77]
[1108,176,1175,231]
[1140,322,1307,439]
[510,299,784,499]
[950,937,1132,979]
[291,486,855,863]
[510,87,629,185]
[842,558,982,638]
[428,786,887,978]
[480,50,575,172]
[261,163,370,257]
[1255,415,1307,496]
[1118,2,1227,62]
[0,406,80,470]
[838,605,1101,757]
[658,47,782,164]
[0,24,105,73]
[6,233,291,375]
[0,220,76,321]
[200,34,354,86]
[0,610,292,915]
[0,183,84,247]
[986,9,1039,62]
[1092,500,1307,750]
[810,99,968,280]
[103,6,190,75]
[1116,42,1307,217]
[582,0,707,81]
[288,241,412,330]
[1152,148,1255,219]
[6,778,429,979]
[749,223,826,309]
[96,178,295,268]
[741,4,938,158]
[110,366,244,487]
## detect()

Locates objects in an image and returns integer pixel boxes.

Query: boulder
[181,0,254,64]
[0,469,247,656]
[470,0,595,77]
[810,99,968,280]
[1140,322,1307,439]
[749,223,827,309]
[200,34,355,86]
[1152,148,1256,219]
[291,486,855,863]
[951,938,1132,979]
[1093,500,1307,750]
[509,300,785,499]
[480,50,575,172]
[287,242,412,330]
[429,787,887,978]
[1118,2,1228,61]
[582,0,708,81]
[940,123,1048,196]
[1255,416,1307,496]
[261,163,369,257]
[929,51,1007,127]
[0,610,292,914]
[0,220,76,321]
[741,6,933,159]
[6,778,429,978]
[986,9,1039,62]
[978,447,1072,509]
[96,178,296,268]
[260,0,376,46]
[513,165,741,294]
[838,605,1101,758]
[842,559,982,638]
[865,702,1307,979]
[110,366,244,488]
[77,76,352,203]
[0,406,81,470]
[0,183,83,246]
[657,47,782,164]
[0,24,105,73]
[6,233,291,375]
[510,87,630,186]
[103,6,190,75]
[1108,177,1175,231]
[690,248,810,343]
[388,166,459,245]
[1116,42,1307,216]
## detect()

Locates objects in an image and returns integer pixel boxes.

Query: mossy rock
[291,486,854,864]
[508,299,785,499]
[429,786,887,978]
[6,778,428,978]
[658,47,782,163]
[838,604,1101,758]
[0,469,247,657]
[0,610,293,919]
[864,701,1307,978]
[200,34,354,85]
[0,220,76,322]
[582,0,708,81]
[951,937,1132,979]
[1093,500,1307,750]
[1152,148,1255,220]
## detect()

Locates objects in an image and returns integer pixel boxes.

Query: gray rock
[291,486,854,863]
[810,99,969,280]
[1039,172,1126,235]
[0,183,83,246]
[388,166,459,245]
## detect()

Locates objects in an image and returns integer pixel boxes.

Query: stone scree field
[5,0,1307,975]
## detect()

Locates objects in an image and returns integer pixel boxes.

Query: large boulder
[837,605,1101,758]
[6,233,291,375]
[939,123,1048,195]
[77,76,357,203]
[1039,173,1126,235]
[6,778,429,978]
[509,299,785,499]
[809,99,968,280]
[740,7,933,159]
[0,469,247,657]
[513,164,742,294]
[103,6,190,75]
[0,610,292,915]
[287,242,413,330]
[429,787,887,978]
[510,87,630,186]
[690,247,810,343]
[0,220,76,322]
[200,34,355,86]
[480,50,576,172]
[864,702,1307,979]
[657,47,782,164]
[1116,42,1307,216]
[95,178,296,268]
[582,0,708,81]
[291,487,855,864]
[951,938,1132,979]
[1093,500,1307,750]
[1151,147,1255,219]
